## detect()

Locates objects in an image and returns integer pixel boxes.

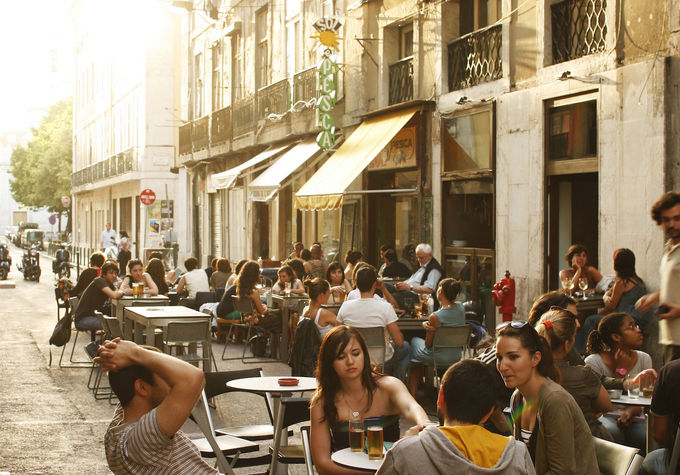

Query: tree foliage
[10,98,72,213]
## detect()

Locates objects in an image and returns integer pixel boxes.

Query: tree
[9,98,72,231]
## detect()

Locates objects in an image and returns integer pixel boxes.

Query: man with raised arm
[97,338,217,474]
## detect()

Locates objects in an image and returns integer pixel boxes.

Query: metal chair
[431,324,472,386]
[54,286,69,320]
[593,436,643,475]
[163,320,214,371]
[301,425,314,475]
[231,295,279,364]
[268,397,312,474]
[668,422,680,475]
[354,326,387,371]
[59,296,94,368]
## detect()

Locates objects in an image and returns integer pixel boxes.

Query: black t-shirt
[75,277,113,320]
[382,262,412,280]
[651,359,680,445]
[71,267,99,297]
[216,284,237,318]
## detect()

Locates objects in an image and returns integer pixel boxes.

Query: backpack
[288,318,321,377]
[48,310,73,366]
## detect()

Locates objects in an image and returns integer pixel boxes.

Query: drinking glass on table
[367,426,383,460]
[284,281,292,297]
[349,419,364,452]
[578,277,588,299]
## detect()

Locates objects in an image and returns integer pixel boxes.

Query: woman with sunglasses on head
[585,313,656,451]
[497,320,598,474]
[310,325,429,475]
[536,309,613,441]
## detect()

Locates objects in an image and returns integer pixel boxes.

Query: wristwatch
[409,284,413,291]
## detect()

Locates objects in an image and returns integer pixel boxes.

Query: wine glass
[578,277,588,299]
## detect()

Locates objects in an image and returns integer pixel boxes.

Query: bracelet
[615,367,627,376]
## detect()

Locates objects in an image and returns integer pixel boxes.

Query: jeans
[74,315,102,341]
[599,415,647,454]
[574,313,603,354]
[639,448,669,475]
[386,341,411,382]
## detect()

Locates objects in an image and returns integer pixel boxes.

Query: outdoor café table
[610,394,654,453]
[123,305,213,371]
[271,294,309,363]
[574,292,604,325]
[331,447,383,472]
[226,376,317,475]
[111,294,169,321]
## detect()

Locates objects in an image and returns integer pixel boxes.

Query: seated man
[377,243,394,277]
[392,243,444,310]
[70,251,106,298]
[377,359,535,475]
[74,261,124,339]
[337,265,411,382]
[382,248,412,280]
[97,338,217,474]
[176,257,210,302]
[640,358,680,475]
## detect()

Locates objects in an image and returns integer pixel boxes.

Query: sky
[0,0,74,134]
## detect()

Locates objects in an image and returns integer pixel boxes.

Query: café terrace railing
[211,106,231,145]
[293,67,317,104]
[71,148,137,187]
[257,78,291,121]
[388,56,414,105]
[232,95,255,137]
[447,24,502,92]
[192,115,210,151]
[551,0,607,64]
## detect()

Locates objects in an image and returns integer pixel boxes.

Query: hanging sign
[312,17,342,150]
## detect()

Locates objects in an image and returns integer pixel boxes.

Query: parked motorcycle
[52,245,71,279]
[18,244,41,282]
[0,243,11,280]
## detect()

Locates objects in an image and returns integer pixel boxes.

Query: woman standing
[326,262,352,304]
[120,259,159,296]
[117,231,131,278]
[310,326,428,475]
[302,278,339,340]
[497,321,598,474]
[407,278,465,396]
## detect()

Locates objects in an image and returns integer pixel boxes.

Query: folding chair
[59,296,94,368]
[269,397,311,474]
[164,320,215,371]
[354,326,387,371]
[431,324,472,387]
[232,295,279,364]
[593,436,643,475]
[301,425,314,475]
[195,291,217,310]
[54,286,69,321]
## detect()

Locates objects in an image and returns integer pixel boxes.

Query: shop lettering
[314,16,341,150]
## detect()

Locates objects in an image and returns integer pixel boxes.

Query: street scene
[1,0,680,473]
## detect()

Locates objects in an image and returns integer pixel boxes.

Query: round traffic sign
[140,188,156,206]
[49,215,57,225]
[61,195,71,207]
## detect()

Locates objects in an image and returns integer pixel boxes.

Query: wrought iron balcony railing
[71,148,136,187]
[192,115,210,151]
[293,67,317,104]
[448,24,502,92]
[211,106,231,146]
[257,78,291,121]
[552,0,607,64]
[179,122,192,155]
[388,56,414,105]
[233,95,255,137]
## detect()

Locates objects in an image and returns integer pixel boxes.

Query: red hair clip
[543,320,553,329]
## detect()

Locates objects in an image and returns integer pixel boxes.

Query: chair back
[432,324,472,366]
[593,436,640,475]
[68,296,80,314]
[668,422,680,475]
[301,425,314,475]
[103,315,123,339]
[354,326,387,367]
[204,368,274,423]
[165,320,211,344]
[191,391,235,475]
[233,295,255,315]
[215,287,225,303]
[195,291,217,309]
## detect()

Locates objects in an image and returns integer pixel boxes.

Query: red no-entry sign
[140,189,156,206]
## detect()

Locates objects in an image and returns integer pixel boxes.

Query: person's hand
[94,338,139,372]
[403,424,426,438]
[422,321,436,333]
[395,282,408,291]
[376,280,386,291]
[636,293,658,313]
[603,288,613,306]
[633,368,658,388]
[657,302,680,320]
[617,408,635,428]
[614,348,635,371]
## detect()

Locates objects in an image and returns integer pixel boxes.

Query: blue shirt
[407,260,441,291]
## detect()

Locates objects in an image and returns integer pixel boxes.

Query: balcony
[192,115,210,151]
[233,95,255,137]
[448,25,502,92]
[71,148,136,187]
[388,56,414,105]
[552,0,607,64]
[179,123,192,155]
[293,67,317,104]
[211,106,231,146]
[257,78,291,121]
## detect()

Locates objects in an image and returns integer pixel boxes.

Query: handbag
[48,311,73,366]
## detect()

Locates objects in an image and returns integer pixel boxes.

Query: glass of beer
[132,282,140,297]
[284,281,291,297]
[642,384,654,398]
[348,419,364,452]
[367,426,383,460]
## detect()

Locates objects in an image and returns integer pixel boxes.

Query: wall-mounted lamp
[456,96,471,105]
[557,70,572,81]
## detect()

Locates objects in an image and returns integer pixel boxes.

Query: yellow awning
[295,106,418,210]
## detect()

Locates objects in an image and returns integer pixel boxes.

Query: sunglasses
[496,320,530,332]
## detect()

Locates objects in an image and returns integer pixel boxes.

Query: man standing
[75,261,125,339]
[637,191,680,362]
[97,338,218,474]
[100,222,117,252]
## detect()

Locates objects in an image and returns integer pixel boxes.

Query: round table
[331,447,384,472]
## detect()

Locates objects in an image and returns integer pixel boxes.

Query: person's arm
[376,280,399,309]
[319,309,339,328]
[95,338,204,437]
[250,290,268,315]
[540,394,578,475]
[291,280,305,294]
[591,384,612,414]
[382,377,429,427]
[385,321,404,347]
[143,273,159,296]
[651,413,672,447]
[119,276,133,294]
[101,284,125,300]
[657,302,680,320]
[175,276,186,296]
[600,279,624,315]
[424,314,440,349]
[636,291,660,313]
[342,279,352,293]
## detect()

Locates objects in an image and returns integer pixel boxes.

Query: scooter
[52,245,71,279]
[18,244,41,282]
[0,243,11,280]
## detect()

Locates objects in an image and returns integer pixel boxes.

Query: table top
[226,376,318,393]
[611,395,652,406]
[331,448,383,472]
[271,294,309,300]
[113,295,169,302]
[124,305,207,319]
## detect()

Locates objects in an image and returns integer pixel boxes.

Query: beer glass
[284,281,291,297]
[367,426,383,460]
[348,419,364,452]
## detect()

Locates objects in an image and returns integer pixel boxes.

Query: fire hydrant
[492,270,516,322]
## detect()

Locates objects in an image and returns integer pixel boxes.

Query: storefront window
[443,179,493,249]
[548,100,597,161]
[395,196,418,253]
[316,208,341,262]
[442,110,492,172]
[445,249,494,329]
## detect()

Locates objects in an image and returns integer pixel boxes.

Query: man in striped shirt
[97,338,217,474]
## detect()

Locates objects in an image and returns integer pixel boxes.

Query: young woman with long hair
[236,260,269,316]
[272,265,304,295]
[559,244,603,292]
[120,258,159,296]
[310,326,428,475]
[145,258,169,295]
[302,278,338,339]
[497,321,598,473]
[326,262,352,304]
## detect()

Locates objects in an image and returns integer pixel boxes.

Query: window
[442,109,493,173]
[255,6,269,90]
[459,0,502,35]
[232,33,243,101]
[548,100,597,161]
[194,53,203,117]
[399,23,414,59]
[211,44,221,111]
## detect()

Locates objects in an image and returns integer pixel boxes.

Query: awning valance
[208,144,291,192]
[248,140,321,202]
[295,106,418,210]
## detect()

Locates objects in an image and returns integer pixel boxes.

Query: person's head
[145,258,165,284]
[237,260,260,298]
[528,291,578,326]
[127,258,144,282]
[301,249,312,261]
[234,259,248,276]
[564,244,588,268]
[149,251,163,261]
[437,278,462,305]
[184,257,199,272]
[613,248,640,283]
[105,222,111,231]
[326,262,345,286]
[380,244,395,259]
[384,249,398,264]
[304,277,330,302]
[496,321,560,388]
[211,258,218,270]
[109,346,168,408]
[286,258,306,280]
[355,265,378,292]
[311,243,322,259]
[651,191,680,241]
[415,243,433,266]
[587,312,643,354]
[120,230,128,239]
[90,251,106,268]
[101,261,120,283]
[216,258,231,274]
[312,326,378,426]
[277,265,297,284]
[535,308,578,357]
[438,359,497,425]
[351,261,370,285]
[345,250,362,266]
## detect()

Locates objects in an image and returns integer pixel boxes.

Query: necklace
[342,389,366,419]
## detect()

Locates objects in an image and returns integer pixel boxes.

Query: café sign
[312,17,342,150]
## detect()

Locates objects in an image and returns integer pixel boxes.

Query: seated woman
[575,248,650,353]
[310,326,429,474]
[272,265,305,295]
[303,249,326,280]
[209,258,231,291]
[497,321,599,474]
[325,262,352,304]
[536,308,613,441]
[145,258,169,296]
[343,250,363,285]
[226,259,247,288]
[236,261,281,345]
[559,244,603,293]
[120,258,159,296]
[407,278,465,396]
[585,313,655,452]
[301,278,339,340]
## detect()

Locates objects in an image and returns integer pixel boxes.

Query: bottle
[257,256,263,267]
[427,295,434,315]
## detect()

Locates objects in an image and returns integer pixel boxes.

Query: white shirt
[183,269,210,299]
[101,228,117,249]
[346,288,383,301]
[659,241,680,345]
[337,298,398,361]
[407,259,441,291]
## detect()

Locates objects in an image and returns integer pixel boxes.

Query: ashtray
[278,378,299,386]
